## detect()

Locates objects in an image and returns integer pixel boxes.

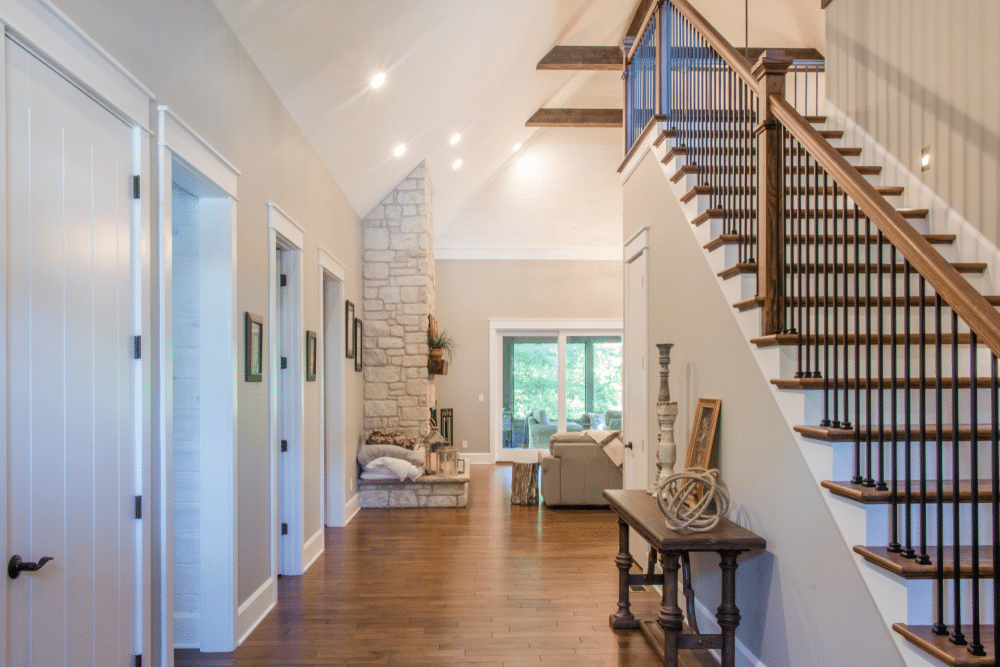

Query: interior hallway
[175,464,717,666]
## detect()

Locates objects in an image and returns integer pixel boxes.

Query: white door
[623,242,648,492]
[6,40,138,665]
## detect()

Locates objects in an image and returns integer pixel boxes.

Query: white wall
[46,0,366,608]
[622,149,905,667]
[827,0,1000,248]
[433,259,623,455]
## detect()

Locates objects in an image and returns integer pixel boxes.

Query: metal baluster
[794,138,804,377]
[864,215,874,487]
[842,192,852,431]
[821,172,831,426]
[888,242,900,553]
[877,230,887,491]
[803,150,812,378]
[917,276,930,563]
[991,353,999,656]
[902,259,914,558]
[969,332,985,656]
[813,165,822,379]
[933,294,947,635]
[831,179,840,427]
[852,204,862,484]
[950,309,966,644]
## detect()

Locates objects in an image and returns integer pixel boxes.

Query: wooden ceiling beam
[525,108,622,128]
[536,46,622,71]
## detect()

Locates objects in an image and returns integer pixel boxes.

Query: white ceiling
[211,0,823,255]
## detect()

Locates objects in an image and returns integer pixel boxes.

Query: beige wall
[827,0,1000,247]
[623,150,905,667]
[48,0,365,605]
[433,260,623,455]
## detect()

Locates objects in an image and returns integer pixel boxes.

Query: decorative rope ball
[656,468,730,533]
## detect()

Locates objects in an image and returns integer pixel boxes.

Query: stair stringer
[622,124,945,667]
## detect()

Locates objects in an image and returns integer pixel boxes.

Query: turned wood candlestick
[648,343,678,496]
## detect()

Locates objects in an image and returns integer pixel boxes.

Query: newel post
[752,50,792,336]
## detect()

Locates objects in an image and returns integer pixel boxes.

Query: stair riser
[831,440,998,486]
[863,502,996,550]
[773,340,998,380]
[803,388,999,430]
[717,239,952,267]
[907,579,996,628]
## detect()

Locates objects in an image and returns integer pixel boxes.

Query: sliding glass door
[491,321,622,462]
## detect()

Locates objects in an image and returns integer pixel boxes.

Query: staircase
[624,1,1000,665]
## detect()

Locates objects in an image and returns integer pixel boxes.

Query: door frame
[0,2,154,663]
[623,227,650,492]
[152,106,240,657]
[318,248,349,529]
[268,204,305,577]
[489,318,623,463]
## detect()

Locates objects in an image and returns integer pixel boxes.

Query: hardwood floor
[176,465,717,666]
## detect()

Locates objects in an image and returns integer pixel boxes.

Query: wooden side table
[603,490,766,667]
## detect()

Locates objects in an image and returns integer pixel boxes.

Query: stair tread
[664,145,860,159]
[773,376,994,390]
[797,423,996,442]
[855,545,995,579]
[822,480,994,504]
[720,262,984,280]
[733,294,1000,312]
[752,332,976,347]
[704,233,954,251]
[670,163,882,182]
[681,184,904,200]
[783,207,928,219]
[893,624,994,666]
[651,129,676,148]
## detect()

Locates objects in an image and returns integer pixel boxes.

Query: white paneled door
[6,40,138,665]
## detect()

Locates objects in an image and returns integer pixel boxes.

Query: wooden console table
[603,490,766,667]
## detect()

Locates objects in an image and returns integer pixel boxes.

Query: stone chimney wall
[361,162,435,436]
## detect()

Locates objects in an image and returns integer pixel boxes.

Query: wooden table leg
[716,550,742,667]
[658,551,684,667]
[610,517,640,629]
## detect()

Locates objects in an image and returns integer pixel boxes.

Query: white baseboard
[344,493,360,524]
[173,612,200,649]
[302,528,324,573]
[461,453,492,465]
[235,577,276,645]
[693,597,768,667]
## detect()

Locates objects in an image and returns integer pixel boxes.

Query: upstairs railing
[624,0,1000,659]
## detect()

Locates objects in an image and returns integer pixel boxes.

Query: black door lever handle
[8,555,54,579]
[624,442,633,450]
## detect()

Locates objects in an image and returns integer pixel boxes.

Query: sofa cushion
[530,408,549,425]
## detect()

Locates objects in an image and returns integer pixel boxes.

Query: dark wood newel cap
[750,49,793,80]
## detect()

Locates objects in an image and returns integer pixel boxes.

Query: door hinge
[132,175,140,199]
[133,335,141,360]
[281,356,287,369]
[281,439,288,452]
[280,274,287,287]
[134,495,142,519]
[281,523,288,535]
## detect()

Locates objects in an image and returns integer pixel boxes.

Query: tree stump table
[510,460,539,505]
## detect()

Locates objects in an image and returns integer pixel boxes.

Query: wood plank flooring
[176,465,717,666]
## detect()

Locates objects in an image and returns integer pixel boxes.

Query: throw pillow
[357,443,425,467]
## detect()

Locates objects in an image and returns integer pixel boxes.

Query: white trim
[344,493,360,525]
[462,453,493,465]
[318,249,347,532]
[302,528,324,573]
[0,33,9,667]
[619,118,670,183]
[156,106,239,199]
[268,202,305,249]
[235,578,277,646]
[436,246,621,261]
[624,226,649,263]
[269,203,305,577]
[489,319,623,463]
[0,0,153,130]
[318,246,346,282]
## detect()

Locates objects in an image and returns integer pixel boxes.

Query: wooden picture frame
[354,318,363,372]
[305,330,317,382]
[345,300,355,359]
[685,398,721,470]
[244,311,264,382]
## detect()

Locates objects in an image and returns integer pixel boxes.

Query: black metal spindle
[951,308,966,644]
[917,276,930,563]
[821,172,831,426]
[842,193,852,431]
[902,259,915,559]
[877,229,887,491]
[991,353,999,656]
[933,294,947,635]
[852,204,862,484]
[864,215,874,487]
[969,332,985,656]
[795,139,804,377]
[888,242,900,553]
[803,150,812,378]
[813,165,822,379]
[831,179,840,428]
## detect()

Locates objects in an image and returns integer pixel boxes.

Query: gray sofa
[540,432,623,506]
[526,408,581,448]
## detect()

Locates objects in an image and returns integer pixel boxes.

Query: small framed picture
[305,330,317,382]
[345,300,355,359]
[354,318,363,372]
[686,398,721,470]
[245,312,264,382]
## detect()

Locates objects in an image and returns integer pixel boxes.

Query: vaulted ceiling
[212,0,823,257]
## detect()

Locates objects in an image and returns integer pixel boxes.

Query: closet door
[6,39,138,666]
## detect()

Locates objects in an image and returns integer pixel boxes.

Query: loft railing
[624,0,1000,659]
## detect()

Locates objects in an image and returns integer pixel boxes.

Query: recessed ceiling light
[450,133,461,145]
[393,144,406,157]
[370,72,386,89]
[452,159,463,170]
[512,143,522,151]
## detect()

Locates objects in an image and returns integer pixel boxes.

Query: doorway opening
[319,250,349,527]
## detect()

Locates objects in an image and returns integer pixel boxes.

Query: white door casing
[319,247,349,529]
[6,37,140,665]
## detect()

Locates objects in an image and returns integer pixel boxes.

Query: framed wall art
[354,318,363,372]
[245,311,264,382]
[345,300,355,359]
[305,330,317,382]
[685,398,721,470]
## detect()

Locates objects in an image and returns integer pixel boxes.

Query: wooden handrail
[769,94,1000,358]
[624,0,660,63]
